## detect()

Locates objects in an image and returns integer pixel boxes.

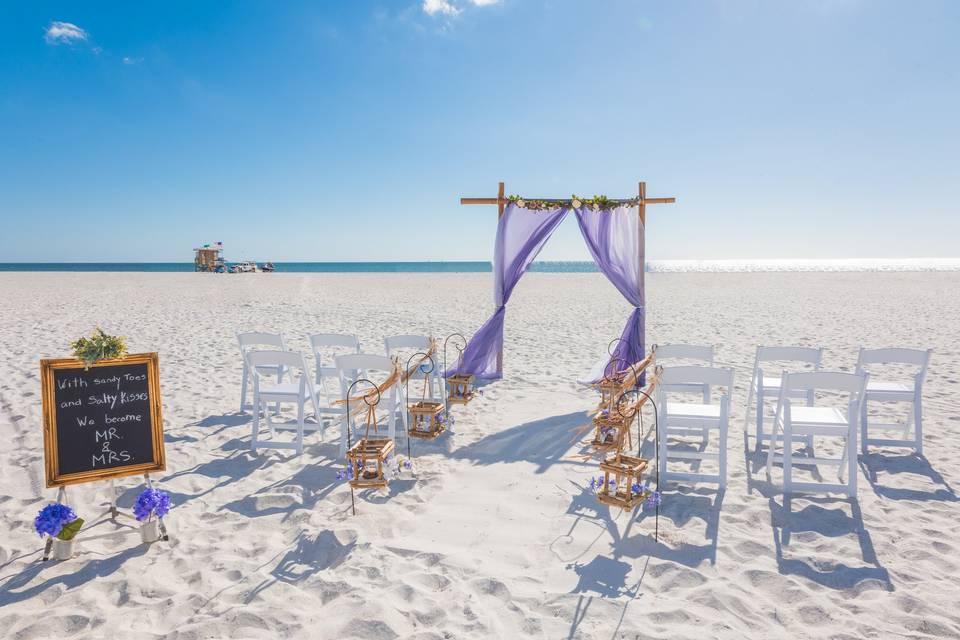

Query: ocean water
[0,259,957,273]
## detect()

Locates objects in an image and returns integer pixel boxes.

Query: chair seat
[784,406,849,427]
[866,379,913,394]
[665,402,721,419]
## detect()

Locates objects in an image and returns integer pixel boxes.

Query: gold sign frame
[41,352,166,487]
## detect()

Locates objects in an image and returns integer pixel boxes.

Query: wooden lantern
[596,454,649,510]
[597,372,628,411]
[446,373,476,405]
[590,411,633,452]
[346,437,395,489]
[408,401,445,439]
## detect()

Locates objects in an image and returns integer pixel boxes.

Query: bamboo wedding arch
[460,180,675,372]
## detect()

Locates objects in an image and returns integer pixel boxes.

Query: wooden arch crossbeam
[460,181,675,223]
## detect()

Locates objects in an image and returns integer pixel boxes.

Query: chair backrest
[778,371,867,423]
[310,333,360,375]
[247,350,316,403]
[857,347,932,389]
[755,346,823,366]
[246,349,308,373]
[857,347,932,369]
[781,370,867,396]
[655,344,714,364]
[659,365,734,392]
[238,331,285,353]
[336,353,395,373]
[384,335,432,356]
[336,353,398,402]
[310,333,360,351]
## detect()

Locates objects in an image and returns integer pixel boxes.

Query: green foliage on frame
[70,328,128,369]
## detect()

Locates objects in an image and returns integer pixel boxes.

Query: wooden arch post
[459,181,675,377]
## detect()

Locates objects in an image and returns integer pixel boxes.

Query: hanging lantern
[590,410,633,452]
[346,437,394,489]
[597,374,626,412]
[596,454,649,510]
[446,373,476,405]
[408,401,445,439]
[346,401,395,490]
[404,351,446,440]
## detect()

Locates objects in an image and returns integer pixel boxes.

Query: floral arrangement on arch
[507,194,641,211]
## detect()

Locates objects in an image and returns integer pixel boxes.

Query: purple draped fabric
[575,205,645,382]
[451,203,569,379]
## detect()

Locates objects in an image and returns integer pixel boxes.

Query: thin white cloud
[470,0,500,5]
[45,21,88,45]
[422,0,460,16]
[122,56,143,65]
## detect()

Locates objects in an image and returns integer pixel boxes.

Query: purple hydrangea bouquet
[134,487,170,543]
[35,502,83,560]
[134,487,171,522]
[34,502,83,541]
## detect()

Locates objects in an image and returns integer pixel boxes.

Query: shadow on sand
[146,448,281,508]
[452,411,593,473]
[742,431,893,590]
[769,495,892,591]
[245,530,356,603]
[859,452,957,502]
[0,542,150,607]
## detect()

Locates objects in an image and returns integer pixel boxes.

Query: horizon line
[2,257,960,264]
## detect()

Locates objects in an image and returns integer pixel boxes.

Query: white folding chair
[856,347,932,455]
[655,344,715,402]
[385,335,441,401]
[336,354,404,458]
[765,371,867,497]
[309,333,361,408]
[744,346,824,452]
[238,332,286,413]
[656,365,734,489]
[247,350,321,455]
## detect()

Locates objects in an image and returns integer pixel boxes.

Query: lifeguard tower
[193,242,226,272]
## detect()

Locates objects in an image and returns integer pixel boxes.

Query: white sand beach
[1,271,959,639]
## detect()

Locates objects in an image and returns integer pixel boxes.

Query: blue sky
[1,1,958,262]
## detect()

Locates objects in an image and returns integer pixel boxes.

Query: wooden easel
[459,180,676,372]
[41,472,170,561]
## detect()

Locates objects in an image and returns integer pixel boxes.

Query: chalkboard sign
[41,353,166,487]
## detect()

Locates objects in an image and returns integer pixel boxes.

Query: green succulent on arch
[70,328,128,369]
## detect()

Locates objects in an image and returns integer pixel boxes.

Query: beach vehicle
[260,262,276,272]
[233,260,260,273]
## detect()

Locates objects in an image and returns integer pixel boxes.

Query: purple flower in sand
[34,503,78,538]
[134,488,171,522]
